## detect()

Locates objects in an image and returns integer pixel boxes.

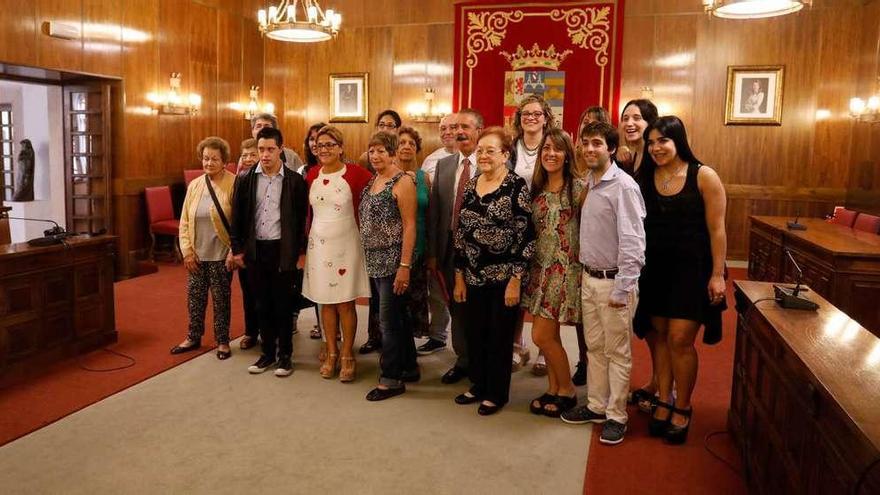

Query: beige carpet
[0,307,590,494]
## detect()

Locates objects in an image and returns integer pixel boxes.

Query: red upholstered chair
[830,207,858,228]
[144,186,181,262]
[853,213,880,234]
[183,169,203,186]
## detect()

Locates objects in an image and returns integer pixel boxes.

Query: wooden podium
[731,281,880,493]
[0,235,117,387]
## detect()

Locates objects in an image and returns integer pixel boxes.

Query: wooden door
[62,84,112,234]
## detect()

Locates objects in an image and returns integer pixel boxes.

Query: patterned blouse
[360,172,407,278]
[454,170,535,287]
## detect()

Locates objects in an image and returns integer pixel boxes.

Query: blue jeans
[372,275,417,388]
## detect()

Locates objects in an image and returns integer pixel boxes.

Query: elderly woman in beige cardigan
[170,137,237,359]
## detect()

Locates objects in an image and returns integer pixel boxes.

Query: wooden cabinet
[731,281,880,493]
[748,216,880,336]
[0,235,116,387]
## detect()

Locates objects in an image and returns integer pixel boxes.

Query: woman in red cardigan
[302,125,373,382]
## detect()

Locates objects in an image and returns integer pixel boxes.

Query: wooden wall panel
[82,0,122,77]
[188,2,219,161]
[0,0,38,66]
[217,10,246,147]
[35,0,83,72]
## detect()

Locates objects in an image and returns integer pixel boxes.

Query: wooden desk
[731,281,880,493]
[0,235,117,387]
[748,215,880,336]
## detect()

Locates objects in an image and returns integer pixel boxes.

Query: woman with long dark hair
[616,99,658,178]
[635,116,727,444]
[522,128,585,417]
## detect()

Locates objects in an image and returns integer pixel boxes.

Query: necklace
[658,163,687,192]
[522,139,539,157]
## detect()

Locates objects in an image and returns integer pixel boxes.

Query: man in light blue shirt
[561,121,646,446]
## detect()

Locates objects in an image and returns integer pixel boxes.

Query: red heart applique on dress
[338,268,347,276]
[323,179,330,185]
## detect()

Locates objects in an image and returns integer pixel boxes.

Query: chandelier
[702,0,811,19]
[258,1,341,43]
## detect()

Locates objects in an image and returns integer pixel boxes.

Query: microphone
[773,249,818,310]
[7,216,71,246]
[786,210,807,231]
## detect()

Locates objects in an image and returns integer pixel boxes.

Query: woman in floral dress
[522,128,586,417]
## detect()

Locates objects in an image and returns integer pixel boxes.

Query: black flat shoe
[366,386,406,402]
[359,339,382,355]
[170,340,201,355]
[664,406,693,445]
[529,393,555,415]
[441,366,466,384]
[649,400,674,437]
[216,349,232,360]
[477,402,501,416]
[455,392,481,405]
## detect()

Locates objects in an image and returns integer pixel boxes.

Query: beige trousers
[581,273,637,424]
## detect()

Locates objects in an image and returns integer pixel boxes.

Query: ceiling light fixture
[258,1,341,43]
[702,0,811,19]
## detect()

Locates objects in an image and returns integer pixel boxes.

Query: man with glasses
[426,109,483,384]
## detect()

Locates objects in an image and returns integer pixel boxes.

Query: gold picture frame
[725,65,784,125]
[329,73,369,123]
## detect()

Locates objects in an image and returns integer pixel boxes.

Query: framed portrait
[725,65,784,125]
[329,73,369,123]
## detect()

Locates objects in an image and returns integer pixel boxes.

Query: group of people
[168,95,728,446]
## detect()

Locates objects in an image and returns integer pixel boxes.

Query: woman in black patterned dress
[452,127,535,416]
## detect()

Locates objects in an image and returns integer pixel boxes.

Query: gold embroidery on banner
[465,10,526,69]
[550,7,611,67]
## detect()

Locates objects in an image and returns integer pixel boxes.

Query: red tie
[451,158,471,231]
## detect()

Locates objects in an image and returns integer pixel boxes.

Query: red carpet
[583,268,748,494]
[0,264,244,446]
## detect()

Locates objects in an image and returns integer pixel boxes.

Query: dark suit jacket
[230,165,308,271]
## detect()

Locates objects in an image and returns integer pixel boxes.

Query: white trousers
[581,273,637,424]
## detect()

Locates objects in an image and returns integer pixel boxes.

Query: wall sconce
[640,86,654,99]
[244,86,275,120]
[408,88,449,124]
[147,73,201,115]
[849,96,880,124]
[814,109,832,121]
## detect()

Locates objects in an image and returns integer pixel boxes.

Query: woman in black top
[635,116,728,444]
[453,127,535,416]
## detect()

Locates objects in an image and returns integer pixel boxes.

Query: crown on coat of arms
[500,43,573,70]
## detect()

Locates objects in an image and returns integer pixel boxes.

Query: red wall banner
[453,0,626,134]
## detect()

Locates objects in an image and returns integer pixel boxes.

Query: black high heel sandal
[649,400,674,437]
[543,394,577,418]
[629,388,657,414]
[664,406,692,445]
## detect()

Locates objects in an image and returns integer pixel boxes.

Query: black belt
[584,266,618,279]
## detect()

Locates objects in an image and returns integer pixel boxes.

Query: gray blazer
[427,152,467,266]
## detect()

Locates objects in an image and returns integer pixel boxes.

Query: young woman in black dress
[635,116,727,444]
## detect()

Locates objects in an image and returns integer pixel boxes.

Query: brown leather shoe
[240,336,257,350]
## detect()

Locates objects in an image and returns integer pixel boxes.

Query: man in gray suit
[427,109,483,384]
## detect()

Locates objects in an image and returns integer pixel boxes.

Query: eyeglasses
[521,111,545,121]
[377,123,398,130]
[475,147,504,157]
[316,142,339,150]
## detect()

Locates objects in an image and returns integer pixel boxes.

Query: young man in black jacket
[228,127,308,376]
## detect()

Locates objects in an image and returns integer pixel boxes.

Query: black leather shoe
[216,349,232,360]
[365,386,406,401]
[664,406,692,445]
[477,402,501,416]
[441,366,466,384]
[455,392,481,405]
[170,339,201,355]
[359,339,382,355]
